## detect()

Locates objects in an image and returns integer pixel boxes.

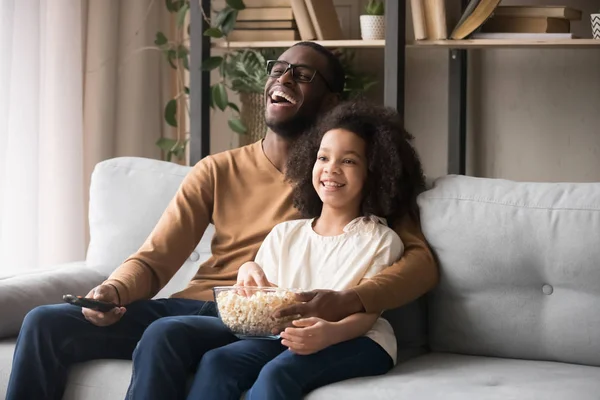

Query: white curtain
[0,0,85,274]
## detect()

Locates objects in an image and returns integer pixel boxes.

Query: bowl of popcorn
[213,286,303,339]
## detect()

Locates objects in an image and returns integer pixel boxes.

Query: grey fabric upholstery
[417,175,600,366]
[0,262,105,338]
[308,352,600,400]
[3,340,598,400]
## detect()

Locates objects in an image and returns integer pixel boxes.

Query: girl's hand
[280,317,339,355]
[236,262,273,288]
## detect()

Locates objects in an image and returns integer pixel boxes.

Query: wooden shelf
[407,39,600,49]
[212,39,385,49]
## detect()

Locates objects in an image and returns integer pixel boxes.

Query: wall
[209,0,600,183]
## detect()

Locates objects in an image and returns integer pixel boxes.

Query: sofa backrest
[86,157,215,299]
[417,175,600,367]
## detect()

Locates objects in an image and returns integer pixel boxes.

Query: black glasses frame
[266,60,333,91]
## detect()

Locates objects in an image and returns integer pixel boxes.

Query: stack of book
[475,6,582,39]
[410,0,582,41]
[227,0,343,42]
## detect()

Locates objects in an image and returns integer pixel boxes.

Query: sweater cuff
[351,281,381,314]
[102,279,129,306]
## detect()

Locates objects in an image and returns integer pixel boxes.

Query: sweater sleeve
[351,215,439,314]
[103,158,215,305]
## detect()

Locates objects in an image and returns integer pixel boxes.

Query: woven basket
[592,14,600,40]
[239,92,267,146]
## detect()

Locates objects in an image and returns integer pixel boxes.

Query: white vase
[592,14,600,39]
[360,15,385,40]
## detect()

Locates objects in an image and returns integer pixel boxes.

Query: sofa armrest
[0,261,106,339]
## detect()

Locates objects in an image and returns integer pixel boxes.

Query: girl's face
[312,128,368,214]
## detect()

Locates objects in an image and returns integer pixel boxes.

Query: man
[7,42,438,400]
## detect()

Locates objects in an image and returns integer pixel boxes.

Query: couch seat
[2,339,599,400]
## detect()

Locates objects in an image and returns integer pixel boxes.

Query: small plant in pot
[592,10,600,39]
[360,0,385,40]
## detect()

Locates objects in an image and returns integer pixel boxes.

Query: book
[492,6,582,21]
[228,29,300,41]
[423,0,447,39]
[291,0,316,40]
[450,0,502,40]
[482,17,570,34]
[235,20,295,29]
[304,0,343,40]
[237,7,293,21]
[410,0,427,40]
[471,32,575,39]
[242,0,291,6]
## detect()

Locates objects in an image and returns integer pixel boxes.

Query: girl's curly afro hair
[285,100,426,224]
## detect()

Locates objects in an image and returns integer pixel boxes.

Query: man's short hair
[292,41,345,94]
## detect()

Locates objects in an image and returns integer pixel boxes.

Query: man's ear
[320,92,342,113]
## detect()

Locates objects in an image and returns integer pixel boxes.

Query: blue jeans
[191,336,394,400]
[6,298,239,400]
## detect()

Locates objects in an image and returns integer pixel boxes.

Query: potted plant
[222,47,284,145]
[360,0,385,40]
[592,10,600,39]
[153,0,249,161]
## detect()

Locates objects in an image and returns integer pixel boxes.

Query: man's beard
[266,112,317,139]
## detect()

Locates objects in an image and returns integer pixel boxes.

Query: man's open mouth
[269,90,297,105]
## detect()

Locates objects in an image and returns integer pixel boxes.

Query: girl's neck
[312,205,361,236]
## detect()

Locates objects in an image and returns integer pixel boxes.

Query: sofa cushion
[86,157,215,299]
[417,175,600,366]
[4,338,598,400]
[307,352,600,399]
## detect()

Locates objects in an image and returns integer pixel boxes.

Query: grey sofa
[1,156,599,399]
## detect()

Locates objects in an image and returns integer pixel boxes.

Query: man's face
[264,46,335,139]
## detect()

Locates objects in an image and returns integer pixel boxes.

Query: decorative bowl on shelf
[213,286,302,340]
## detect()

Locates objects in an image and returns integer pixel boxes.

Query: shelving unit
[190,0,599,175]
[408,39,600,49]
[213,39,385,49]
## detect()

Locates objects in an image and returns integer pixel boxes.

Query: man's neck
[262,130,292,173]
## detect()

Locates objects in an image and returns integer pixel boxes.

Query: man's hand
[280,317,337,355]
[236,262,274,288]
[82,284,126,327]
[274,289,364,322]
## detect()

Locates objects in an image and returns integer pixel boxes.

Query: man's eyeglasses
[266,60,333,91]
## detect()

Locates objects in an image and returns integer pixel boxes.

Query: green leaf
[221,10,238,36]
[164,99,178,127]
[167,49,178,69]
[201,56,223,71]
[156,137,178,152]
[176,2,189,27]
[204,27,223,38]
[212,83,228,111]
[226,0,246,11]
[228,118,247,134]
[209,92,215,109]
[184,86,190,95]
[227,102,240,113]
[154,32,168,46]
[176,45,189,58]
[165,0,185,13]
[215,8,233,27]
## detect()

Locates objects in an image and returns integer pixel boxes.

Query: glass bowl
[213,286,302,340]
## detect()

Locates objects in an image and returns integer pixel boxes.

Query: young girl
[191,100,426,400]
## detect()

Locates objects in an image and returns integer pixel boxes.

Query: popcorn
[215,287,301,337]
